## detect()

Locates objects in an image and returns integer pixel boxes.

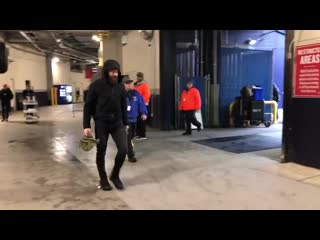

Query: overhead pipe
[19,31,93,63]
[49,31,98,61]
[19,31,43,52]
[57,42,98,61]
[48,30,99,34]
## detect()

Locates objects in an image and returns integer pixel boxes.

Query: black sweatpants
[95,123,128,180]
[1,102,10,120]
[183,110,201,134]
[127,122,136,159]
[136,115,146,138]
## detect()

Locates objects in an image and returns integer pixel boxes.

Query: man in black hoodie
[83,60,128,191]
[0,84,13,122]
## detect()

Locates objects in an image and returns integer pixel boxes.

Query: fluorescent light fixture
[92,34,100,42]
[86,59,96,63]
[248,39,257,45]
[52,57,60,63]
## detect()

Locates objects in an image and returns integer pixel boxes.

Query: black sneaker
[110,176,124,190]
[182,132,191,136]
[197,124,201,132]
[99,179,113,191]
[128,157,137,163]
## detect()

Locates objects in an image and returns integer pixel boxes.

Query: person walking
[179,80,202,135]
[123,77,148,162]
[134,72,151,140]
[83,59,128,191]
[0,84,13,122]
[22,84,34,100]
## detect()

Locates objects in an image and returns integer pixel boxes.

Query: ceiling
[0,30,123,66]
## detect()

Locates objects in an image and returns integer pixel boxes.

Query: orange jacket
[135,82,151,104]
[179,87,201,111]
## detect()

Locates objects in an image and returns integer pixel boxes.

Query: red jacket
[135,82,151,105]
[179,87,201,111]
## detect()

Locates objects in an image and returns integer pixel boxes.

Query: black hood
[101,59,122,83]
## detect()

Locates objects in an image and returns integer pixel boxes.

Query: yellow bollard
[51,88,55,106]
[54,88,58,105]
[263,100,278,124]
[229,101,236,127]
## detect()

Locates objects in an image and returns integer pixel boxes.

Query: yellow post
[51,87,55,106]
[98,33,103,67]
[54,88,58,105]
[264,100,278,124]
[229,101,236,127]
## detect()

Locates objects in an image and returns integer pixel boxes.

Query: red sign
[85,68,93,79]
[294,43,320,97]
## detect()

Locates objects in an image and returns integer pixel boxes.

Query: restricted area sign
[294,43,320,97]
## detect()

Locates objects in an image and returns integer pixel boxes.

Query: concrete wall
[0,38,90,108]
[52,60,91,97]
[122,30,160,91]
[52,60,70,85]
[0,43,47,108]
[0,46,47,91]
[70,71,91,97]
[101,30,160,92]
[102,32,123,67]
[294,30,320,45]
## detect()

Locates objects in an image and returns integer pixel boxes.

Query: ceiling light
[92,35,100,42]
[248,39,257,45]
[138,30,143,33]
[52,57,60,63]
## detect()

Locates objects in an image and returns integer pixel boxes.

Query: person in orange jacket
[179,80,202,135]
[134,72,151,140]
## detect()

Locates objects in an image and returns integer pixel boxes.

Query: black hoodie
[0,88,13,104]
[83,60,128,129]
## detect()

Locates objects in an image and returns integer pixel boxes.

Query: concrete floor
[1,105,320,209]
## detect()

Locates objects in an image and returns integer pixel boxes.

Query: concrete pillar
[159,30,176,130]
[121,30,160,92]
[45,54,53,103]
[101,32,122,68]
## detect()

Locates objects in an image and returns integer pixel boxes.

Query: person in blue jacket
[123,77,148,162]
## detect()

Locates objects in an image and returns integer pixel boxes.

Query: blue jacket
[126,90,148,123]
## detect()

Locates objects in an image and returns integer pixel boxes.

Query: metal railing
[72,95,84,118]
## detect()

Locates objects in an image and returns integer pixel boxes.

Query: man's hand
[83,128,92,137]
[141,114,147,121]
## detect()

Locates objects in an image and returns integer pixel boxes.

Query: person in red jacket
[179,80,202,135]
[134,72,151,140]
